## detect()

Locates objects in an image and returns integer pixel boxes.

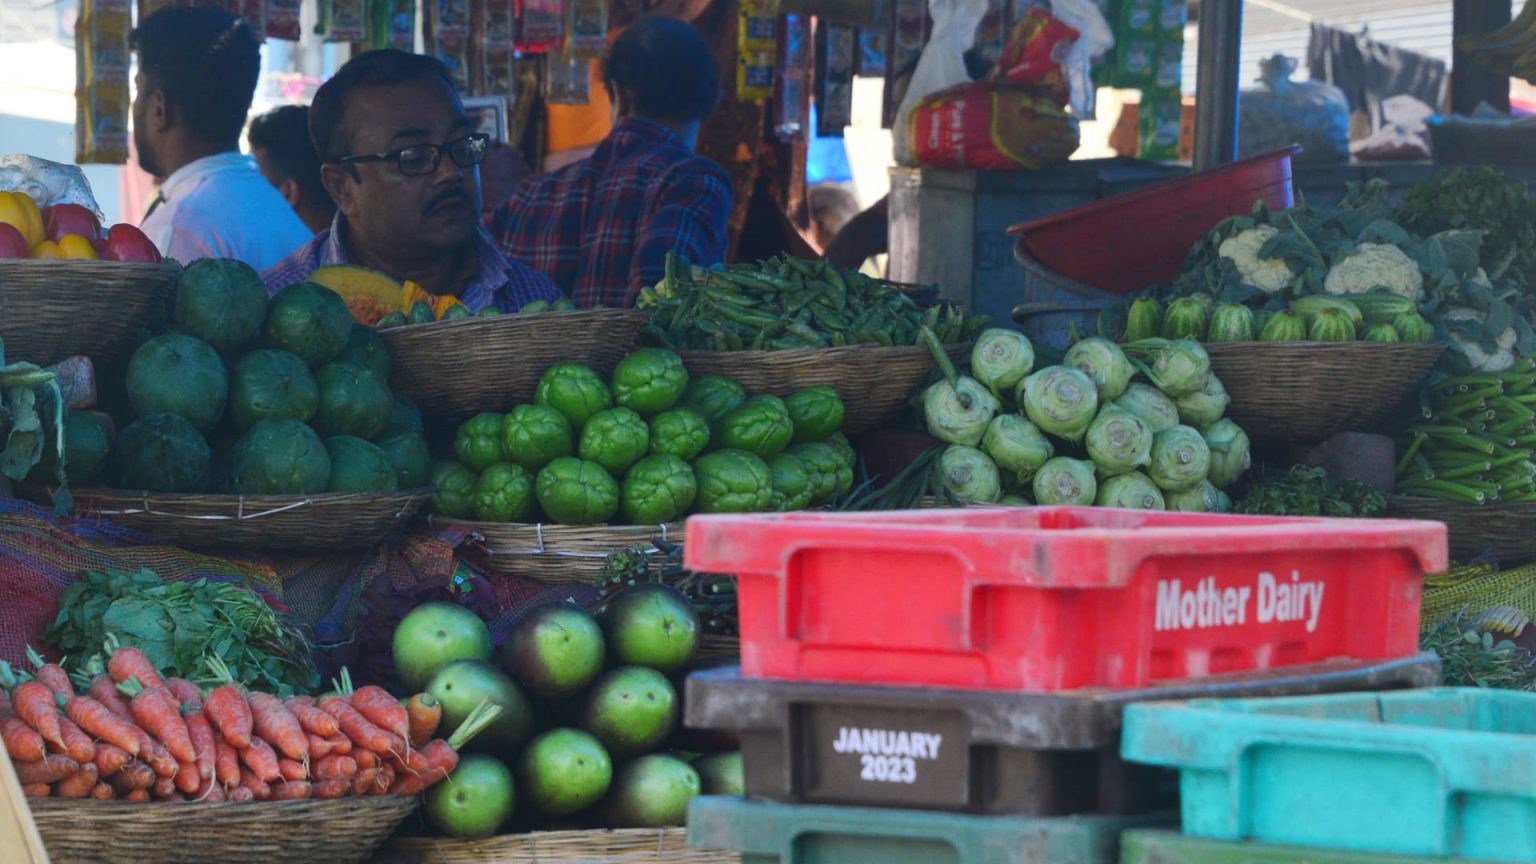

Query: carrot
[215,736,241,788]
[184,710,216,782]
[247,692,308,762]
[90,781,114,800]
[120,678,196,764]
[390,772,427,797]
[174,760,201,794]
[320,696,400,755]
[66,696,141,757]
[1,715,47,761]
[55,716,96,764]
[352,748,378,770]
[132,729,178,779]
[326,734,352,756]
[387,746,429,780]
[92,743,130,778]
[307,733,336,761]
[154,777,176,799]
[113,761,156,791]
[56,763,99,799]
[239,735,281,783]
[204,685,253,749]
[278,758,307,782]
[313,754,357,781]
[285,698,340,738]
[269,780,312,801]
[370,763,395,796]
[164,678,203,710]
[12,681,65,749]
[26,647,74,701]
[418,698,503,790]
[201,782,226,803]
[88,675,134,720]
[238,770,271,801]
[125,788,150,802]
[105,641,165,690]
[351,767,377,796]
[405,693,441,748]
[351,685,409,745]
[21,784,49,798]
[312,777,351,799]
[227,786,255,803]
[14,755,78,784]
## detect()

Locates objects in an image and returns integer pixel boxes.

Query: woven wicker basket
[64,486,432,553]
[371,828,738,864]
[439,517,684,586]
[380,309,649,420]
[676,342,969,435]
[0,259,178,367]
[698,634,740,658]
[31,797,417,864]
[1204,342,1443,443]
[1386,495,1536,563]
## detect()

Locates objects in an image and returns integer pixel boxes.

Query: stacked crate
[678,508,1448,864]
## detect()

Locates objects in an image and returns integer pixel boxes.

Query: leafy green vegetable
[0,339,70,514]
[1398,166,1536,292]
[1422,610,1536,692]
[1232,465,1386,518]
[45,567,318,696]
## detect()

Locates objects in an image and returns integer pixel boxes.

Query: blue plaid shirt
[262,213,561,311]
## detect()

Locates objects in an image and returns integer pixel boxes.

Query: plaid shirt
[262,213,562,311]
[490,117,732,308]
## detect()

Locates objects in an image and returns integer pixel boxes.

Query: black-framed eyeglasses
[336,133,490,177]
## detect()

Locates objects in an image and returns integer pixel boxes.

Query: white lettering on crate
[832,727,944,786]
[1154,571,1325,634]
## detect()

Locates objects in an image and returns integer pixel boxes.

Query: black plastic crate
[685,654,1441,817]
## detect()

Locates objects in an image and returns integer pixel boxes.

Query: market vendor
[263,50,561,311]
[490,16,731,308]
[248,105,335,235]
[133,7,312,270]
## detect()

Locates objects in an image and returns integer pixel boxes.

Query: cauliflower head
[1445,307,1517,372]
[1217,225,1295,295]
[1324,243,1423,301]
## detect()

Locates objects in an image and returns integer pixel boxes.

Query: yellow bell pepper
[56,235,100,260]
[0,191,43,248]
[30,240,62,259]
[400,280,430,313]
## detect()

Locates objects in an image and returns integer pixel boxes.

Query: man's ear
[146,90,171,133]
[320,163,357,216]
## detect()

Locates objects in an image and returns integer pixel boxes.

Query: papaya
[307,265,407,326]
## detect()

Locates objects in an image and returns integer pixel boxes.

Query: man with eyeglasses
[262,50,561,311]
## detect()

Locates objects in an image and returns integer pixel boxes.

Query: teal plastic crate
[1121,688,1536,862]
[1120,829,1485,864]
[687,796,1172,864]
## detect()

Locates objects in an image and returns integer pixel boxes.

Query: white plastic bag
[892,0,988,166]
[0,155,103,221]
[1048,0,1114,119]
[1238,54,1350,162]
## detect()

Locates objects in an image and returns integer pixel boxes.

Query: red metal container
[1007,147,1299,296]
[683,507,1444,692]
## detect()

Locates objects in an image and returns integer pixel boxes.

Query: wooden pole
[1451,0,1512,114]
[1193,0,1244,170]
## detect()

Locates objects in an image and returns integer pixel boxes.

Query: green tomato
[535,364,613,429]
[769,453,814,511]
[611,349,689,416]
[430,460,479,519]
[474,462,534,522]
[785,442,848,506]
[715,396,793,459]
[453,412,506,471]
[535,457,620,524]
[647,409,711,462]
[691,449,776,514]
[620,454,698,524]
[785,386,845,443]
[578,407,650,476]
[501,404,575,471]
[675,376,746,423]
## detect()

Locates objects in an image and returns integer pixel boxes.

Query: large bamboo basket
[30,797,417,864]
[1204,342,1444,442]
[676,342,970,434]
[371,827,738,863]
[380,310,649,420]
[0,259,179,367]
[63,486,432,553]
[437,517,684,586]
[1386,494,1536,563]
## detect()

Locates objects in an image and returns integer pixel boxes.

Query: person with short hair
[248,105,336,235]
[490,15,732,308]
[263,50,561,311]
[133,6,311,270]
[806,184,859,253]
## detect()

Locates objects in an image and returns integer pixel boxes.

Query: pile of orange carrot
[0,645,499,803]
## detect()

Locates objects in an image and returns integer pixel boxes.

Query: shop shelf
[682,507,1445,691]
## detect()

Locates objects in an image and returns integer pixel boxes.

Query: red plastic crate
[1007,147,1299,296]
[683,507,1444,692]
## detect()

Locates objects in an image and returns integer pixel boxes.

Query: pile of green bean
[1396,358,1536,504]
[636,253,987,351]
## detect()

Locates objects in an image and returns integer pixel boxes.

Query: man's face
[328,78,482,258]
[132,70,164,178]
